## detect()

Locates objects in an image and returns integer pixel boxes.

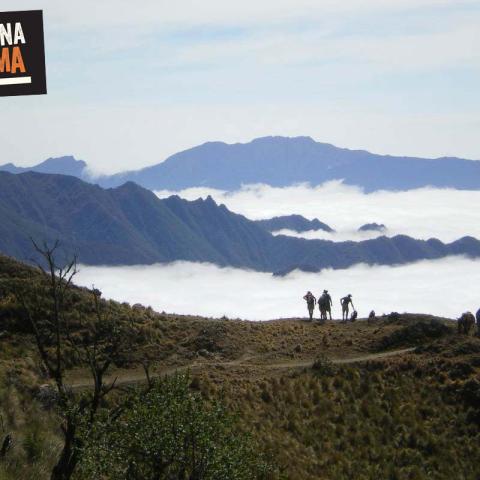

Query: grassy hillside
[0,254,479,479]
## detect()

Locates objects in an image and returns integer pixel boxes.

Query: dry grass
[1,254,479,479]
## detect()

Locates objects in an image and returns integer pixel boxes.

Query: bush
[457,379,480,408]
[452,340,480,356]
[379,320,453,350]
[78,373,273,480]
[312,355,337,376]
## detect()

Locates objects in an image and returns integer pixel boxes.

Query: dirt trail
[70,348,415,390]
[266,347,415,370]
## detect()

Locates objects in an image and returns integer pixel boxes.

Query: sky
[1,0,479,173]
[74,256,480,320]
[155,182,480,243]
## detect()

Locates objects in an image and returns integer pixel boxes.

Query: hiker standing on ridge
[318,290,333,322]
[340,294,354,322]
[303,291,316,321]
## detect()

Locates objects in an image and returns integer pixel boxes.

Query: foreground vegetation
[0,253,479,479]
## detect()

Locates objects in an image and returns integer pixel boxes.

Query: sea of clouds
[75,256,480,321]
[74,182,480,320]
[155,181,480,243]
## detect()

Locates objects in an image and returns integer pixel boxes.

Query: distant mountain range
[2,136,480,192]
[0,156,88,178]
[1,171,479,274]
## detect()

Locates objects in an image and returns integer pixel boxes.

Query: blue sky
[1,0,479,173]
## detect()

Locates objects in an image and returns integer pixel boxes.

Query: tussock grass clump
[379,319,453,350]
[222,359,480,480]
[312,355,337,376]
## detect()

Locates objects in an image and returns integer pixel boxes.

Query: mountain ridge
[2,136,480,192]
[1,171,480,274]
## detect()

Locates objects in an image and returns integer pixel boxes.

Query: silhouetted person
[318,289,332,321]
[350,310,358,322]
[303,291,316,320]
[368,310,376,323]
[340,294,354,322]
[458,312,475,335]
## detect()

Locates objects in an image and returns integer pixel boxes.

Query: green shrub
[78,373,274,480]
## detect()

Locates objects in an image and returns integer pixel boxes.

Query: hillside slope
[1,254,480,480]
[1,172,479,272]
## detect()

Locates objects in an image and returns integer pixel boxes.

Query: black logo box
[0,10,47,96]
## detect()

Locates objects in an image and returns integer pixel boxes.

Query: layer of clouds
[164,16,480,73]
[270,228,383,242]
[155,181,480,243]
[74,256,480,320]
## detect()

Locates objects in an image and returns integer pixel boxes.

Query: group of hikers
[303,290,359,322]
[303,290,480,334]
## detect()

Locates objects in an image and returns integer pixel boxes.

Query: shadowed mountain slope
[1,171,479,273]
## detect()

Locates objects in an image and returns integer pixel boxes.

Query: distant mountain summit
[1,171,479,274]
[2,137,480,192]
[0,155,88,178]
[255,215,333,233]
[359,223,387,232]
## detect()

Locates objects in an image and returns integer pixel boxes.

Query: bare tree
[17,240,135,480]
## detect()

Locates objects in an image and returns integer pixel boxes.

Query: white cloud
[74,256,480,320]
[271,228,383,242]
[156,181,480,243]
[8,0,477,77]
[168,20,480,72]
[7,0,479,30]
